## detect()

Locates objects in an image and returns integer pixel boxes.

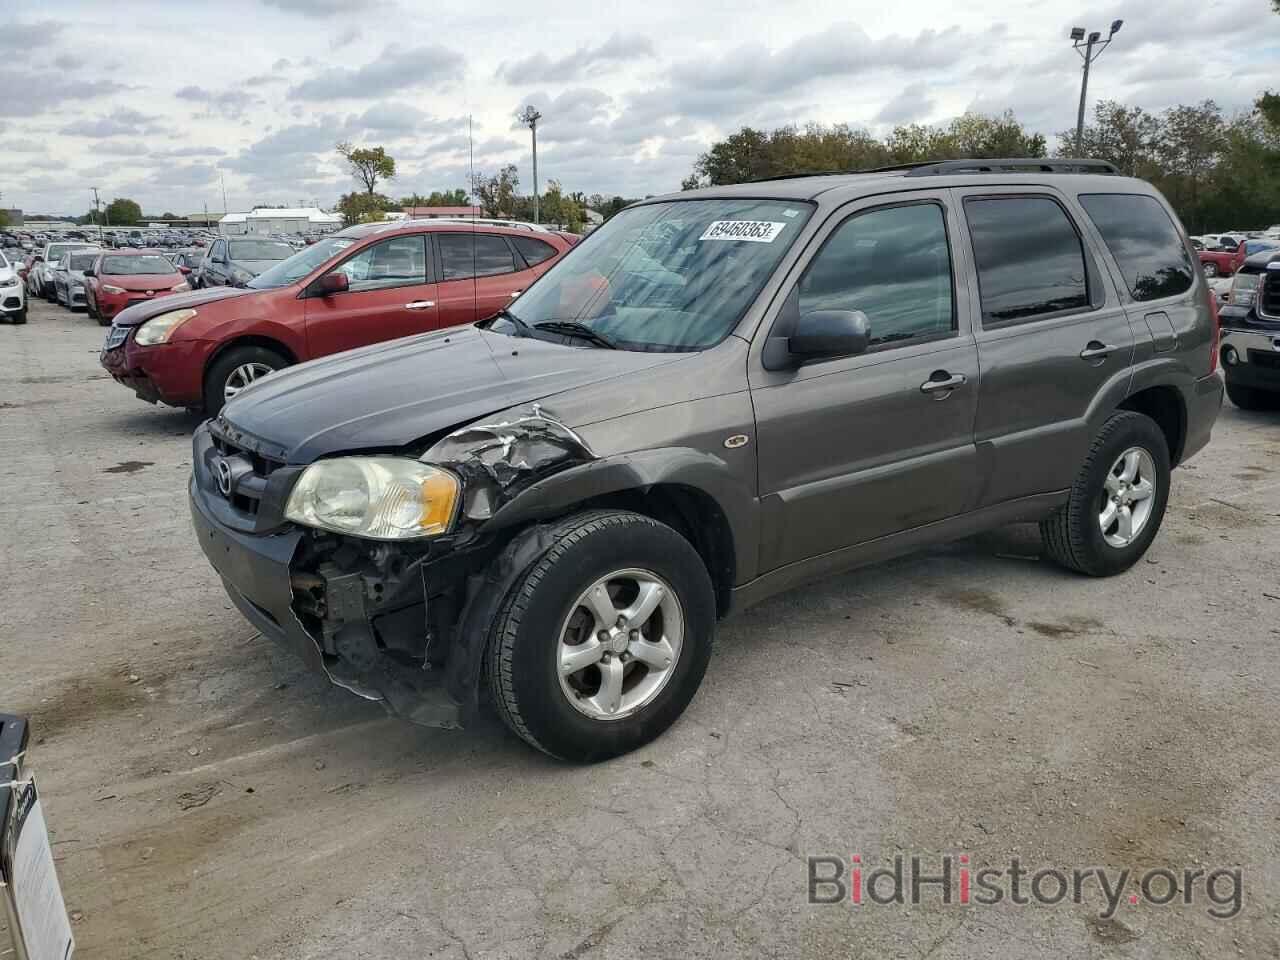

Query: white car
[34,242,99,300]
[0,249,27,323]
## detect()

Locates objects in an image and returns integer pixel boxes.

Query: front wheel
[1202,262,1219,278]
[202,345,288,416]
[486,510,716,762]
[1041,411,1171,576]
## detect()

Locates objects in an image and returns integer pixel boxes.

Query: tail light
[1206,286,1221,375]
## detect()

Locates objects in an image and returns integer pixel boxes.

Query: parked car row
[1193,233,1280,277]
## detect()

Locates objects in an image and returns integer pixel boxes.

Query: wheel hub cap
[557,568,684,721]
[1099,446,1157,548]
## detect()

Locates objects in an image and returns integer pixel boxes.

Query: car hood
[101,273,184,292]
[220,324,687,463]
[112,284,260,327]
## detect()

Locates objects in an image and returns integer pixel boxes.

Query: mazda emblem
[214,458,234,497]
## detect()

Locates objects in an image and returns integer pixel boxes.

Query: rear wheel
[1041,411,1171,577]
[12,306,25,325]
[486,510,716,762]
[203,345,288,416]
[1225,381,1278,411]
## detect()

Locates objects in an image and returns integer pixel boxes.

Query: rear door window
[963,196,1090,325]
[511,235,558,268]
[439,233,518,280]
[1078,194,1194,302]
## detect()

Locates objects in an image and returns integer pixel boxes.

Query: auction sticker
[699,220,786,243]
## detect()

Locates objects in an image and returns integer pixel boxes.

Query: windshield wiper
[488,307,534,338]
[533,320,617,349]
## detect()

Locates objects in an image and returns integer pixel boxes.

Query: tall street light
[1071,19,1123,156]
[518,105,542,223]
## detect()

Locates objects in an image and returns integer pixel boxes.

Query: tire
[1202,262,1219,278]
[1225,381,1278,411]
[202,344,288,416]
[12,307,25,324]
[1041,411,1171,577]
[87,299,98,321]
[486,510,716,762]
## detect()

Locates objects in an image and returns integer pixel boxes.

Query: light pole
[91,187,105,242]
[1071,20,1123,156]
[518,106,542,223]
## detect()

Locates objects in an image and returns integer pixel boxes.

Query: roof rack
[901,158,1121,177]
[747,157,1120,184]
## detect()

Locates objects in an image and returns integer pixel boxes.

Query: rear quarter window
[511,235,558,268]
[1078,194,1194,302]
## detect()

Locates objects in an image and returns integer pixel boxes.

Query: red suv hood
[112,284,260,327]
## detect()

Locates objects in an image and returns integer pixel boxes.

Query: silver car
[51,251,100,310]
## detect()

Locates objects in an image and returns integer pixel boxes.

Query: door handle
[920,372,967,396]
[1079,341,1115,360]
[404,300,435,310]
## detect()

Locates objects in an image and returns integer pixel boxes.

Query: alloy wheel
[556,568,684,721]
[1099,447,1157,548]
[223,362,275,401]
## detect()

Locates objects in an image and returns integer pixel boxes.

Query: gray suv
[189,158,1222,762]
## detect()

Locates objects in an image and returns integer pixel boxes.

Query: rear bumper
[1181,372,1224,464]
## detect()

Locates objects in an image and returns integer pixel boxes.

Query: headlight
[284,458,459,540]
[134,308,197,345]
[170,281,190,292]
[0,277,16,287]
[102,284,126,295]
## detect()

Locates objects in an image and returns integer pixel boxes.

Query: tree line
[681,95,1280,232]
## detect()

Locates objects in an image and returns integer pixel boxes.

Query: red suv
[99,221,573,414]
[85,250,190,325]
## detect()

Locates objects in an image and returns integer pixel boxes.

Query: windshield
[494,199,812,352]
[69,254,97,270]
[48,244,94,259]
[102,255,177,275]
[246,235,357,289]
[229,239,293,262]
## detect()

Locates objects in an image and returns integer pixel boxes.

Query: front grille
[209,431,284,516]
[2,296,19,309]
[1246,349,1280,371]
[1259,272,1280,319]
[103,325,129,350]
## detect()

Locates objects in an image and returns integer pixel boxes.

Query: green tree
[336,191,396,226]
[1056,100,1161,175]
[336,141,396,195]
[105,198,142,225]
[399,189,470,207]
[471,165,519,217]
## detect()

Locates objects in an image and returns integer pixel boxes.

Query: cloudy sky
[2,0,1276,217]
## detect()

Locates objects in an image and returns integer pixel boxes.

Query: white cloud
[3,1,1275,216]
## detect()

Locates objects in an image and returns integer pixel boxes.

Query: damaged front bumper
[189,425,468,729]
[189,404,599,731]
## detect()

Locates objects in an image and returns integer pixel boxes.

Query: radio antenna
[468,114,478,322]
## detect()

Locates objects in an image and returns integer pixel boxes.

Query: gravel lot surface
[2,298,1278,959]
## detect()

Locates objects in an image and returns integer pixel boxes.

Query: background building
[219,207,343,236]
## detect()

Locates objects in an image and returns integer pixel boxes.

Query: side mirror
[314,272,349,296]
[82,267,95,277]
[788,309,871,359]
